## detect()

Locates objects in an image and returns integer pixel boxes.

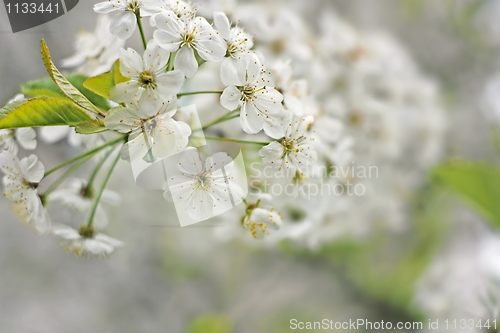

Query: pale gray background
[0,1,497,332]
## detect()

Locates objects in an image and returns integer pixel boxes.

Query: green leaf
[21,74,111,111]
[0,99,30,120]
[432,161,500,226]
[0,96,92,129]
[186,314,233,333]
[20,77,63,98]
[74,119,108,134]
[113,60,129,85]
[83,72,114,99]
[83,60,129,99]
[41,39,104,116]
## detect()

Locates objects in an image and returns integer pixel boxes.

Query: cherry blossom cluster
[0,0,447,257]
[208,2,447,248]
[0,0,343,256]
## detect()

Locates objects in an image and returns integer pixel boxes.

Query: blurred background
[1,0,500,332]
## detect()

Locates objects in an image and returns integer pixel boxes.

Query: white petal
[204,152,233,173]
[109,11,137,40]
[52,225,81,240]
[212,177,244,205]
[0,151,21,177]
[150,119,180,159]
[49,188,89,211]
[263,115,286,139]
[195,37,226,62]
[240,103,263,134]
[213,11,231,40]
[23,155,44,183]
[186,190,214,221]
[177,148,203,175]
[259,141,284,164]
[153,30,181,53]
[119,47,143,77]
[137,96,163,119]
[220,85,241,111]
[140,0,162,16]
[174,47,198,78]
[110,81,142,103]
[156,70,185,96]
[253,87,283,115]
[155,11,184,34]
[295,116,314,138]
[38,126,70,144]
[104,106,142,133]
[143,40,170,71]
[33,206,51,234]
[120,131,150,163]
[94,1,118,14]
[220,57,240,86]
[95,233,124,247]
[15,128,37,150]
[168,176,196,203]
[238,55,261,86]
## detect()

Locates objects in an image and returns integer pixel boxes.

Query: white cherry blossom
[167,149,244,221]
[48,178,121,230]
[213,11,255,86]
[159,0,195,20]
[153,11,226,78]
[110,41,185,106]
[104,98,191,162]
[259,115,317,180]
[270,60,318,117]
[220,56,285,138]
[242,194,282,239]
[0,128,36,155]
[0,152,49,233]
[94,0,163,39]
[61,15,125,76]
[52,224,123,257]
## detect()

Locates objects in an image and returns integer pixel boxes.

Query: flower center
[226,38,248,58]
[126,0,142,13]
[281,138,298,154]
[144,117,158,133]
[241,85,254,101]
[195,172,212,191]
[180,32,196,48]
[21,178,38,189]
[139,70,157,89]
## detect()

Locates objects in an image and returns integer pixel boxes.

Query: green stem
[198,110,239,132]
[204,136,270,146]
[86,146,117,191]
[42,154,93,198]
[167,50,177,71]
[44,136,125,177]
[177,91,223,97]
[87,151,121,228]
[136,12,147,50]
